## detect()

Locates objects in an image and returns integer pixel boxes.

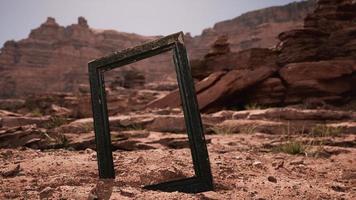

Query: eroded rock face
[195,68,276,111]
[0,17,163,97]
[276,0,356,105]
[277,28,329,65]
[147,71,226,109]
[278,60,355,104]
[304,0,356,33]
[0,1,315,98]
[185,0,316,59]
[151,0,355,110]
[148,67,276,112]
[191,46,279,80]
[278,0,356,65]
[0,107,355,150]
[280,60,356,83]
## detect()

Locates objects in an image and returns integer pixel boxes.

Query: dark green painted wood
[88,64,115,178]
[88,32,213,193]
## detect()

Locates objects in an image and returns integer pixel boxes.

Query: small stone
[85,148,94,153]
[331,184,347,192]
[245,156,253,160]
[134,156,145,164]
[87,191,98,200]
[39,187,54,199]
[235,156,243,160]
[341,170,356,180]
[267,176,277,183]
[120,187,138,197]
[274,155,285,159]
[253,161,263,168]
[289,158,304,165]
[216,160,223,165]
[91,154,97,161]
[256,197,267,200]
[1,164,21,177]
[24,185,33,191]
[272,160,284,169]
[0,150,13,159]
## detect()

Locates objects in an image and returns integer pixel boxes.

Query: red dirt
[1,133,355,199]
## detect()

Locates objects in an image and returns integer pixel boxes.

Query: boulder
[0,125,48,148]
[147,71,226,109]
[279,60,355,83]
[196,67,276,111]
[277,28,329,65]
[285,78,352,95]
[148,67,276,112]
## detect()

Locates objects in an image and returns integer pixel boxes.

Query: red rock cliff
[0,1,316,97]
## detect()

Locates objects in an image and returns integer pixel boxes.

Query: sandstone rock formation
[1,105,355,149]
[276,0,356,105]
[1,2,355,199]
[150,0,356,111]
[191,42,279,80]
[0,0,315,98]
[185,0,316,59]
[0,17,164,97]
[148,68,276,112]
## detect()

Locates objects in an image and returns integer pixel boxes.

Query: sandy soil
[1,133,355,200]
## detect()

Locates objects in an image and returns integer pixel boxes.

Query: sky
[0,0,301,46]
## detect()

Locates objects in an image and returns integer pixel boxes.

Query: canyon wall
[149,0,356,111]
[0,1,315,97]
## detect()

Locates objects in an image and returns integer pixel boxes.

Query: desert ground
[1,0,356,199]
[1,104,355,199]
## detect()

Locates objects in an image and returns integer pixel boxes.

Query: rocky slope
[151,0,356,112]
[0,1,315,98]
[0,96,355,199]
[185,0,316,59]
[0,78,355,198]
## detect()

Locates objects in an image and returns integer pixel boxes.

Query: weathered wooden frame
[88,32,213,193]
